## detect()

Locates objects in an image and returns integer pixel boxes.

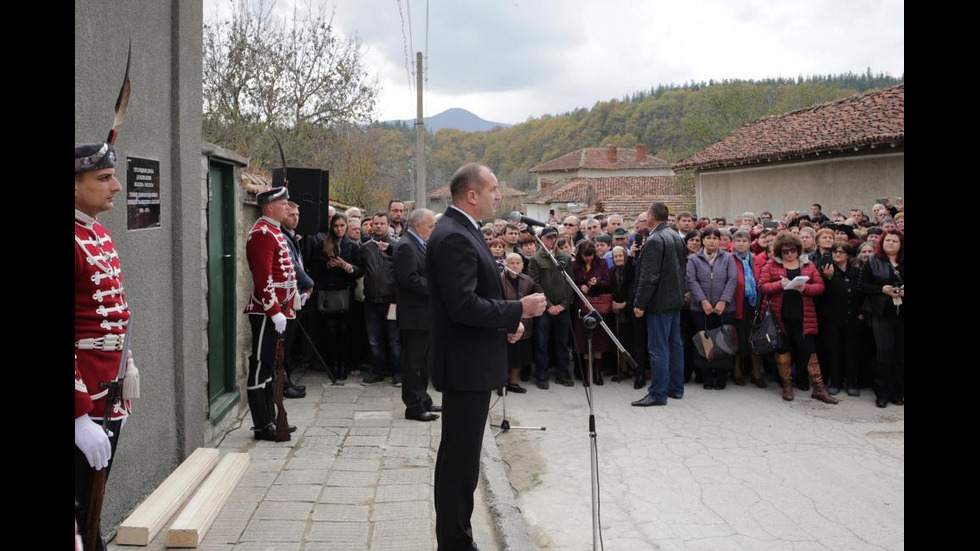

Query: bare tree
[203,0,379,157]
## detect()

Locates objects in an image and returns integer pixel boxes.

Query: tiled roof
[530,147,671,172]
[527,177,679,205]
[578,195,692,217]
[674,84,905,171]
[428,184,527,199]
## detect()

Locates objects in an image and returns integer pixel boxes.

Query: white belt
[76,334,125,352]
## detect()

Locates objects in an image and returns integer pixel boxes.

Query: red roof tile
[530,147,671,172]
[428,184,527,199]
[674,85,904,171]
[527,176,680,205]
[579,195,692,217]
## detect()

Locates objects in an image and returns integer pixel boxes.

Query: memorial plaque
[126,156,161,230]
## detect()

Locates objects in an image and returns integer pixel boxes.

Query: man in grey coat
[632,202,689,406]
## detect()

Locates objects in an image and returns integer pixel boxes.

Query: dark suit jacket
[394,233,430,331]
[283,230,315,291]
[427,207,523,392]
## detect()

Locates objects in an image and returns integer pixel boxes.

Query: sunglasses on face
[781,249,798,255]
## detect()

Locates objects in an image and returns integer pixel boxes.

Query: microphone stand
[491,386,546,436]
[492,264,546,437]
[526,225,638,551]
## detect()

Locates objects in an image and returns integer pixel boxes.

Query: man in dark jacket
[393,208,440,421]
[528,226,575,388]
[632,202,688,406]
[281,202,314,398]
[357,211,402,386]
[428,163,545,550]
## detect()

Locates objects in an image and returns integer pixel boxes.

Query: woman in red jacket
[759,232,837,403]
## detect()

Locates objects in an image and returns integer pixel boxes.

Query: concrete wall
[238,201,262,409]
[694,153,905,219]
[525,203,554,222]
[75,0,203,531]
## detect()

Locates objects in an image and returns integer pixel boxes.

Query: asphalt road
[493,378,904,551]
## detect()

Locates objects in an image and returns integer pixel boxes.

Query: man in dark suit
[281,201,313,398]
[428,163,546,551]
[393,207,440,421]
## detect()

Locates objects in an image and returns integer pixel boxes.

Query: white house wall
[694,153,904,218]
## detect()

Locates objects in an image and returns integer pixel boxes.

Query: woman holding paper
[760,232,837,404]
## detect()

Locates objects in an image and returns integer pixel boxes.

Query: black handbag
[692,315,739,363]
[317,289,350,315]
[749,299,781,355]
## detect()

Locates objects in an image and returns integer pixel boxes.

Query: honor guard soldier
[245,186,300,440]
[75,141,139,550]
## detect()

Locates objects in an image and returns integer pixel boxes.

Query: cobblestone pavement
[109,371,500,551]
[492,377,904,551]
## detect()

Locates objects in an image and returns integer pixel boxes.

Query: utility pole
[415,51,427,208]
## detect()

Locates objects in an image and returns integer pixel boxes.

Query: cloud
[335,0,583,94]
[205,0,904,123]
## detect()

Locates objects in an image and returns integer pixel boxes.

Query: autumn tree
[202,0,379,171]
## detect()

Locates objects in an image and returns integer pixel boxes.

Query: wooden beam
[115,448,221,546]
[165,453,250,548]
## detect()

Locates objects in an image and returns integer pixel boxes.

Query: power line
[395,0,413,92]
[406,0,415,71]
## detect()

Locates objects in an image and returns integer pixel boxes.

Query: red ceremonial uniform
[75,209,131,420]
[245,216,298,318]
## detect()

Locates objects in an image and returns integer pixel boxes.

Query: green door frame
[206,160,239,423]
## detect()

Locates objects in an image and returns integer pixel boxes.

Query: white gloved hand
[75,415,112,470]
[272,313,288,334]
[300,292,309,307]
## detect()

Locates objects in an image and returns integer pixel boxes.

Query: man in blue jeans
[528,226,575,389]
[631,202,688,406]
[357,212,403,386]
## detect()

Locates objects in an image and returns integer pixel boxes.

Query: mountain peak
[386,108,511,132]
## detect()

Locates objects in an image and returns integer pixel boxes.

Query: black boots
[247,388,276,441]
[250,385,298,440]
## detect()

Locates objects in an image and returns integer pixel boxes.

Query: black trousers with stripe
[248,315,279,389]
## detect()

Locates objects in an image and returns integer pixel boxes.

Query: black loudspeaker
[273,167,329,235]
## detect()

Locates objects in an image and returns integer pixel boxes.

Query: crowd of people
[292,197,904,413]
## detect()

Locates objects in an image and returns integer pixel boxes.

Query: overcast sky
[205,0,904,125]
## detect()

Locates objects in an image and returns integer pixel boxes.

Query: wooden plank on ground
[165,452,250,548]
[115,447,221,545]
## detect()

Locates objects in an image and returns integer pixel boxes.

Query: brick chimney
[636,144,647,162]
[606,145,617,162]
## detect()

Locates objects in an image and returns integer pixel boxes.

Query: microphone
[508,211,548,227]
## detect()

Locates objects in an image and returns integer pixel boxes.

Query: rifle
[274,335,291,442]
